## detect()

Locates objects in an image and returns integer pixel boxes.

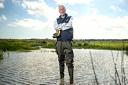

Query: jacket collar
[59,13,68,18]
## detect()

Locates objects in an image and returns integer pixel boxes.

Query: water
[0,49,128,85]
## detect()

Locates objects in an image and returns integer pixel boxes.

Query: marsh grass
[0,39,128,52]
[0,50,3,60]
[0,39,55,51]
[73,40,128,50]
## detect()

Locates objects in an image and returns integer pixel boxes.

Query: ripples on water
[0,49,128,85]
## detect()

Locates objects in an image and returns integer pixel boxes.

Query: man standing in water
[53,5,74,85]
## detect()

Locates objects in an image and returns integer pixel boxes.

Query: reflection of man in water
[3,48,9,57]
[53,5,74,85]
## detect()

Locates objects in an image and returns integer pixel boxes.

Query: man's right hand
[53,29,61,38]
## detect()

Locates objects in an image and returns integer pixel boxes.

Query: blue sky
[0,0,128,39]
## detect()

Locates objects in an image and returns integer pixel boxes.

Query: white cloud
[8,18,55,38]
[9,19,48,30]
[11,0,58,30]
[74,14,128,39]
[21,0,78,22]
[21,0,58,21]
[0,0,4,8]
[0,15,7,22]
[110,5,122,12]
[2,15,7,20]
[12,0,59,22]
[54,0,92,5]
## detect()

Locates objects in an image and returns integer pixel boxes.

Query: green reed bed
[0,39,128,51]
[0,50,3,60]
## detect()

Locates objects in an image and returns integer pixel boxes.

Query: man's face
[59,5,66,16]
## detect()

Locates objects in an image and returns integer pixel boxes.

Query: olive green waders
[56,41,74,84]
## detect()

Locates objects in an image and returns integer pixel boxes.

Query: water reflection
[0,49,128,85]
[126,50,128,56]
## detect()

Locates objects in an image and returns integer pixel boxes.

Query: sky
[0,0,128,39]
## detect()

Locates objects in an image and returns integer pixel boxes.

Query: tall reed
[0,50,3,60]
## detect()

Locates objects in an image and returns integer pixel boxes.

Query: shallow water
[0,49,128,85]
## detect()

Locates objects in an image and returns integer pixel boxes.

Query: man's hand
[53,28,61,38]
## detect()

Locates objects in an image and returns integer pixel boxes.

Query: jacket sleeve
[53,19,59,30]
[54,19,65,30]
[61,16,73,30]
